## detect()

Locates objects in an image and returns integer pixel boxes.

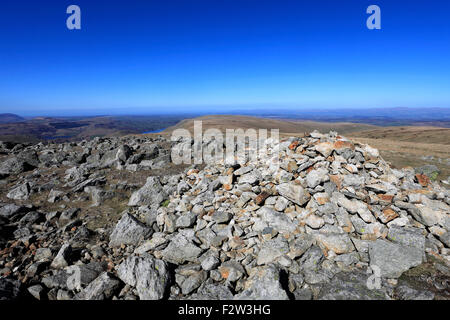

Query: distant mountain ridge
[0,115,185,143]
[0,113,25,124]
[222,107,450,127]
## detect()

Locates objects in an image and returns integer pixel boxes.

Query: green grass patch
[161,199,170,207]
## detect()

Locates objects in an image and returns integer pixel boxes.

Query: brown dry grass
[349,126,450,181]
[349,126,450,145]
[154,114,377,136]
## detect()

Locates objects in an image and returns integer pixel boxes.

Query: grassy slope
[349,126,450,182]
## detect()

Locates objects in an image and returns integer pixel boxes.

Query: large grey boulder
[298,245,331,285]
[175,267,208,295]
[161,233,203,264]
[100,145,131,166]
[27,285,44,300]
[369,239,423,278]
[76,272,121,300]
[0,157,28,177]
[50,243,72,269]
[257,237,289,265]
[306,168,329,188]
[109,212,153,247]
[116,145,133,163]
[0,204,25,220]
[395,201,441,227]
[128,176,166,207]
[34,248,53,262]
[211,211,232,224]
[317,270,389,300]
[7,182,31,200]
[17,150,39,167]
[175,212,197,228]
[41,269,70,289]
[66,263,104,291]
[190,283,234,300]
[117,254,169,300]
[387,226,426,250]
[288,234,314,259]
[0,151,38,177]
[437,231,450,247]
[257,206,297,234]
[234,265,289,300]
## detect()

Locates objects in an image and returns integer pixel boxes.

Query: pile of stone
[0,131,449,300]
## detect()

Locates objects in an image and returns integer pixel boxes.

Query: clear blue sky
[1,0,449,116]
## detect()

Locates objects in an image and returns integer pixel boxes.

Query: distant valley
[0,114,188,143]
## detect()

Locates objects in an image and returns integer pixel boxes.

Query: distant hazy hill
[0,113,25,124]
[0,115,185,143]
[160,114,377,136]
[225,107,450,127]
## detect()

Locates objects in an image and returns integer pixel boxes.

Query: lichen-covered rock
[76,272,121,300]
[257,206,297,234]
[276,182,310,206]
[117,254,169,300]
[161,234,203,264]
[50,243,72,269]
[317,270,389,300]
[7,182,30,200]
[369,239,423,278]
[234,265,289,300]
[128,176,166,207]
[109,212,153,247]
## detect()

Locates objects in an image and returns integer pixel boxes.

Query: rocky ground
[0,131,449,300]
